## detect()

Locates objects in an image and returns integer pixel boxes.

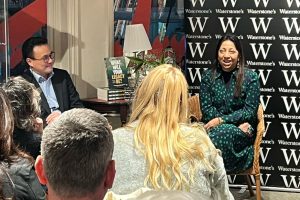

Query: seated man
[21,36,84,124]
[35,108,115,200]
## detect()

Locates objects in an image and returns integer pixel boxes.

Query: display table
[81,98,130,126]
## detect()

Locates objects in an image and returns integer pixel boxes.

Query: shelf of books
[114,0,137,40]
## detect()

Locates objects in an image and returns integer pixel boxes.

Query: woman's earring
[237,60,240,68]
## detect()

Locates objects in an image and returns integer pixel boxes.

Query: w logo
[281,96,300,113]
[264,121,271,137]
[190,0,206,7]
[281,149,300,165]
[260,147,271,163]
[282,44,300,60]
[282,18,300,34]
[187,42,208,58]
[281,122,300,139]
[281,175,300,188]
[281,70,300,87]
[249,43,272,59]
[257,69,272,86]
[250,17,273,33]
[222,0,238,7]
[260,95,272,111]
[253,0,271,7]
[187,67,202,83]
[187,17,209,33]
[227,175,237,184]
[250,174,271,186]
[218,17,241,33]
[286,0,300,8]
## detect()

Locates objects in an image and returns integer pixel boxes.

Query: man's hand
[46,110,61,124]
[33,117,44,134]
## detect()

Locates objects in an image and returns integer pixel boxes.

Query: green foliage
[126,55,166,73]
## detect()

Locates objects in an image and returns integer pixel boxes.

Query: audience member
[105,188,212,200]
[21,36,83,124]
[111,64,233,199]
[200,33,260,173]
[3,76,43,159]
[35,108,115,200]
[137,190,212,200]
[0,88,45,199]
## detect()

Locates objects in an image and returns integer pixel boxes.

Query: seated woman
[0,88,45,199]
[3,77,43,159]
[111,64,233,200]
[200,33,260,173]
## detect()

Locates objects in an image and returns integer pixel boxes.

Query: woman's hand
[204,117,222,131]
[238,122,254,137]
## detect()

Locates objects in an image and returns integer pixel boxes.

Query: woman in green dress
[200,33,260,173]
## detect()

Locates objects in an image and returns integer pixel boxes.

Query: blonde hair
[129,64,215,190]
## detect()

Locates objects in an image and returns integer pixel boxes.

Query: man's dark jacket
[22,68,84,121]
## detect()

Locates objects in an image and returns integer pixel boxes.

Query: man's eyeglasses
[31,51,55,63]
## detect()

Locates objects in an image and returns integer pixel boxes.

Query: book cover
[105,57,128,89]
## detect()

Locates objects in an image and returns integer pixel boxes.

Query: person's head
[215,33,244,72]
[0,88,15,161]
[35,108,115,200]
[0,88,34,164]
[129,64,214,190]
[130,64,188,124]
[3,76,41,132]
[22,37,55,78]
[214,33,245,96]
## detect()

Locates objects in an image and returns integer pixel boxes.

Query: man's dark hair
[22,37,48,61]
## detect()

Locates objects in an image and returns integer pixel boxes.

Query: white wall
[47,0,113,98]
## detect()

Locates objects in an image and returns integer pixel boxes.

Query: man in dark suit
[21,37,84,124]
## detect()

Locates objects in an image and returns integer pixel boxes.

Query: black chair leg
[245,175,254,196]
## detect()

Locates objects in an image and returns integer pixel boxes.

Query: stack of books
[124,88,135,100]
[97,87,125,101]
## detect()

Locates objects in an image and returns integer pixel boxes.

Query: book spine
[107,96,125,101]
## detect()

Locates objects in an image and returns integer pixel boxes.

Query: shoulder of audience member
[5,157,33,176]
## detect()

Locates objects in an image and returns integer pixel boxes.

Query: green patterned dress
[200,67,260,173]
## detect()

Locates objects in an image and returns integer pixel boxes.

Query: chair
[188,95,201,122]
[229,104,264,200]
[188,96,265,200]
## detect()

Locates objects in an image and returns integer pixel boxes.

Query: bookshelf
[114,0,137,40]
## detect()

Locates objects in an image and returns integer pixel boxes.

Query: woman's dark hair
[213,33,245,97]
[0,88,33,164]
[3,77,41,132]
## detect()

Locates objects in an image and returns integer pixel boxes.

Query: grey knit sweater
[111,122,234,200]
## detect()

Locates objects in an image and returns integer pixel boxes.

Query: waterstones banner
[184,0,300,191]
